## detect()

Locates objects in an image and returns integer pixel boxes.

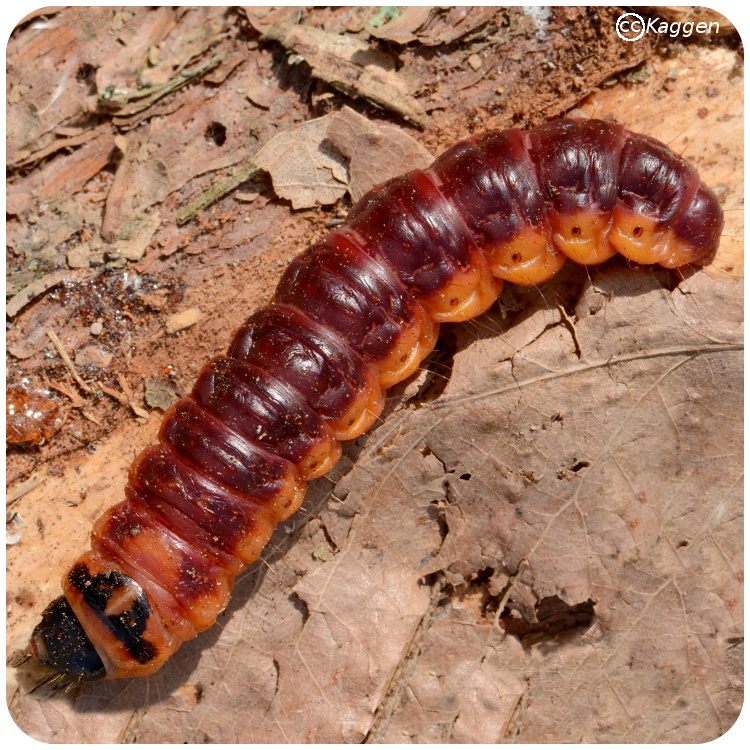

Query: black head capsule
[30,596,106,680]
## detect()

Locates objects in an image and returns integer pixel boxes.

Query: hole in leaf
[500,595,596,648]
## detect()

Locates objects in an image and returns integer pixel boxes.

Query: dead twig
[45,331,93,394]
[177,162,262,225]
[97,377,150,420]
[6,475,47,509]
[81,410,104,426]
[48,379,85,408]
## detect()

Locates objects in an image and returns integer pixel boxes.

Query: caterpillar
[30,118,723,681]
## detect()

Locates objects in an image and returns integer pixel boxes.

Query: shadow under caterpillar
[30,118,723,680]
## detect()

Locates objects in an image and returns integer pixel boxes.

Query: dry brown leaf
[327,106,434,201]
[11,270,740,743]
[254,114,348,209]
[241,5,302,35]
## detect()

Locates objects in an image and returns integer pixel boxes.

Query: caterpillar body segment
[30,119,723,680]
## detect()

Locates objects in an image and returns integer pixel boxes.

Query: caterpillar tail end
[30,597,106,681]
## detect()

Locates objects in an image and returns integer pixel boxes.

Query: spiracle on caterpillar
[28,118,724,682]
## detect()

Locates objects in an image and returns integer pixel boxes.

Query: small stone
[166,307,201,333]
[75,346,113,368]
[246,82,276,109]
[312,544,332,562]
[67,243,92,268]
[140,290,169,311]
[7,512,24,545]
[90,320,104,336]
[234,191,260,203]
[467,54,482,71]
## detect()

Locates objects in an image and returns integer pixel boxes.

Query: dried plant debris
[250,107,434,208]
[176,163,263,225]
[94,7,226,116]
[6,271,78,319]
[364,6,433,43]
[144,376,184,411]
[327,106,433,201]
[185,108,433,216]
[241,6,302,35]
[254,114,349,209]
[366,6,497,46]
[263,21,427,126]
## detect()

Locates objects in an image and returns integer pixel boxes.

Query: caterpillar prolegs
[30,118,723,680]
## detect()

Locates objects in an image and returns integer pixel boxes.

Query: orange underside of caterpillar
[30,118,723,680]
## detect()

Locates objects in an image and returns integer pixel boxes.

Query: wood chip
[6,271,71,318]
[75,346,113,368]
[263,22,427,127]
[166,307,202,333]
[6,475,47,508]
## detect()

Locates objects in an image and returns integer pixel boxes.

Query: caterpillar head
[31,596,106,680]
